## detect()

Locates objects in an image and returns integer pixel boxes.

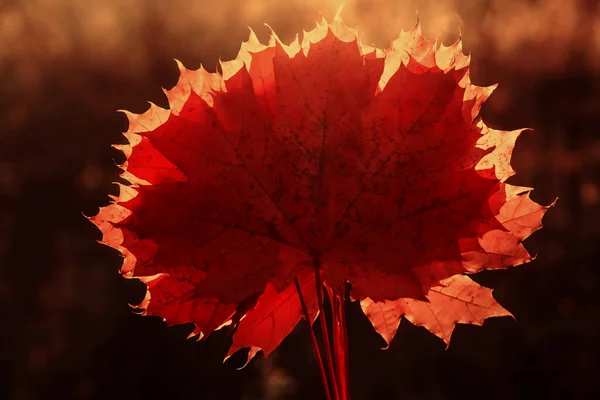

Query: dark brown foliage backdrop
[1,0,599,399]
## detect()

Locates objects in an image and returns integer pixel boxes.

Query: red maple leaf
[91,14,551,366]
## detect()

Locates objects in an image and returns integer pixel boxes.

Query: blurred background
[1,0,599,398]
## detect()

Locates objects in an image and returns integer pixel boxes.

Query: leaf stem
[332,294,341,391]
[314,261,341,400]
[337,285,350,400]
[294,277,332,400]
[328,283,350,400]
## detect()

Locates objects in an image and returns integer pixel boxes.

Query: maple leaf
[360,274,512,346]
[90,14,552,362]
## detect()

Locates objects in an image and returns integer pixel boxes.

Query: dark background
[1,0,599,399]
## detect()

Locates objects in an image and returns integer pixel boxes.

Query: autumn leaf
[360,274,512,346]
[225,266,318,366]
[90,14,551,361]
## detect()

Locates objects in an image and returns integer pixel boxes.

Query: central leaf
[91,15,551,362]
